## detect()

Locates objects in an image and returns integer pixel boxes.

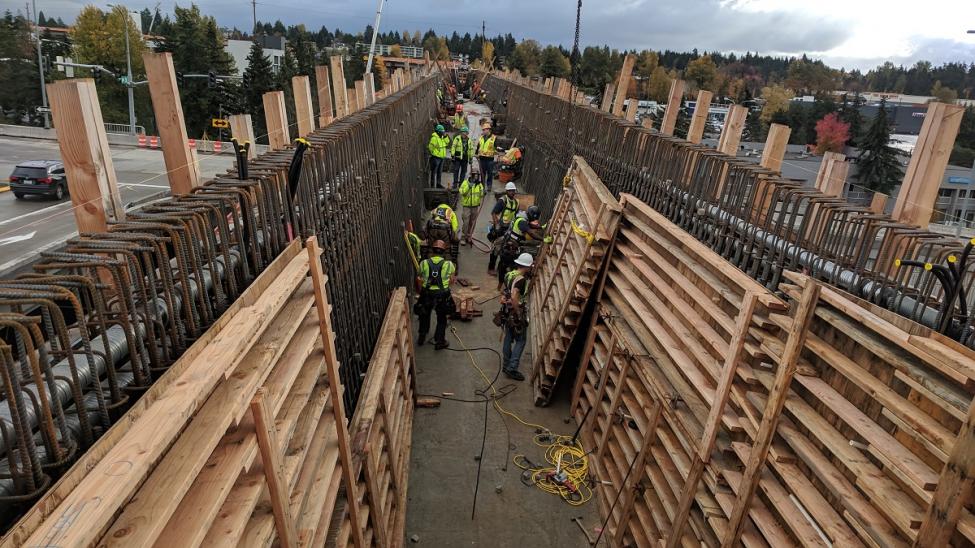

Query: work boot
[417,333,426,346]
[434,340,449,350]
[503,369,525,381]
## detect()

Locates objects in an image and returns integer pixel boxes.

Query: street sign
[211,118,230,129]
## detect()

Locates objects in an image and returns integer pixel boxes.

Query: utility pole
[31,0,50,128]
[364,0,386,75]
[109,5,138,135]
[251,0,257,35]
[481,20,486,61]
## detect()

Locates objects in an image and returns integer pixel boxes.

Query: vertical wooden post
[314,65,334,127]
[892,101,965,227]
[624,98,639,122]
[821,158,850,197]
[250,388,298,548]
[668,293,759,547]
[722,283,821,548]
[814,151,845,191]
[761,123,791,173]
[47,79,125,232]
[292,75,315,138]
[716,104,748,156]
[869,192,889,214]
[364,73,377,106]
[347,89,358,114]
[305,238,366,548]
[686,90,713,144]
[143,52,200,194]
[262,90,290,151]
[228,114,256,159]
[659,79,686,136]
[355,80,366,112]
[601,82,615,113]
[329,56,348,118]
[611,54,636,117]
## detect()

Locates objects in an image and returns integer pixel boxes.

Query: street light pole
[123,19,136,135]
[32,0,50,129]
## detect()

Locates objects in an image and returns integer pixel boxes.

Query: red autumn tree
[815,112,850,155]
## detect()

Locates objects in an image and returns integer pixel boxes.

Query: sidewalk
[404,103,600,546]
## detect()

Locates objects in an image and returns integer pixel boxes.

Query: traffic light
[208,71,217,88]
[93,68,102,83]
[176,71,184,86]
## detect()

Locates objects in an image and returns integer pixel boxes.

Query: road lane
[0,136,235,274]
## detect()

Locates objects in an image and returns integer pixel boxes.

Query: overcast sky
[26,0,975,71]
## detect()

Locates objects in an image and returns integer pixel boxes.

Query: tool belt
[413,289,455,316]
[487,222,509,242]
[496,305,526,335]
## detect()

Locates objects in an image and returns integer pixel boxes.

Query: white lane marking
[0,231,35,245]
[0,201,72,228]
[0,232,75,275]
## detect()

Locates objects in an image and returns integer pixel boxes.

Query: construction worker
[458,174,484,245]
[499,252,534,381]
[425,202,459,245]
[476,124,497,190]
[496,205,546,287]
[451,126,473,188]
[452,104,465,129]
[428,124,450,188]
[487,182,520,273]
[415,240,456,350]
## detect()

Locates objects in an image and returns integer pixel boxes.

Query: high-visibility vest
[510,216,529,240]
[452,134,472,160]
[499,196,519,224]
[459,180,483,207]
[428,132,448,158]
[433,203,459,233]
[478,135,496,157]
[419,256,455,291]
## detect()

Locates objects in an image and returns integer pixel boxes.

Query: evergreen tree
[243,41,275,144]
[855,100,903,194]
[675,98,691,139]
[744,108,764,142]
[838,93,864,147]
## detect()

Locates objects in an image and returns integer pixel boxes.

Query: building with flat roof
[225,36,287,74]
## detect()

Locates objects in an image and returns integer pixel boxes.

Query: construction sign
[211,118,229,129]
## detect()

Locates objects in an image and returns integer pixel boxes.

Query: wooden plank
[869,192,889,214]
[914,397,975,546]
[251,388,299,548]
[263,90,290,151]
[717,105,748,156]
[143,52,200,194]
[355,80,367,112]
[660,79,686,136]
[365,73,377,106]
[624,97,639,122]
[292,75,315,138]
[306,238,366,548]
[601,82,615,113]
[46,79,124,232]
[329,56,348,118]
[21,251,309,548]
[611,54,636,117]
[722,282,821,547]
[229,114,257,159]
[314,65,334,126]
[814,151,845,192]
[893,101,965,227]
[821,157,850,197]
[760,123,791,173]
[686,90,713,144]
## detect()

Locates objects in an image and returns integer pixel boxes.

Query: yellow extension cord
[449,326,593,506]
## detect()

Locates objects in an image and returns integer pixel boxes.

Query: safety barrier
[482,74,975,348]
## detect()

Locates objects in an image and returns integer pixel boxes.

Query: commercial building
[225,35,287,74]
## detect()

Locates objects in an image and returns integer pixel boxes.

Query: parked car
[7,160,68,200]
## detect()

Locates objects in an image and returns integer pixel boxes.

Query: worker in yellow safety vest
[488,181,519,273]
[427,124,450,188]
[425,202,459,245]
[414,240,456,349]
[458,174,484,245]
[476,124,497,190]
[451,126,473,188]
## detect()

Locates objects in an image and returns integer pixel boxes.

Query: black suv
[8,160,68,200]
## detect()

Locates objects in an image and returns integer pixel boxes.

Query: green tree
[0,11,41,125]
[855,100,903,194]
[243,41,275,143]
[744,108,764,142]
[838,93,864,147]
[786,57,836,95]
[760,84,793,124]
[647,66,671,102]
[685,54,717,91]
[508,39,541,77]
[950,106,975,167]
[539,45,570,78]
[931,80,958,103]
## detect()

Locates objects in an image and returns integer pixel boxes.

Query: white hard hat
[505,182,517,191]
[514,253,534,267]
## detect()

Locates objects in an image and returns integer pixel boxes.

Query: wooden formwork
[529,156,622,406]
[2,241,416,548]
[571,193,975,547]
[331,288,415,548]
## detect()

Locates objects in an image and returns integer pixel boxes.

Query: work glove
[543,236,554,244]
